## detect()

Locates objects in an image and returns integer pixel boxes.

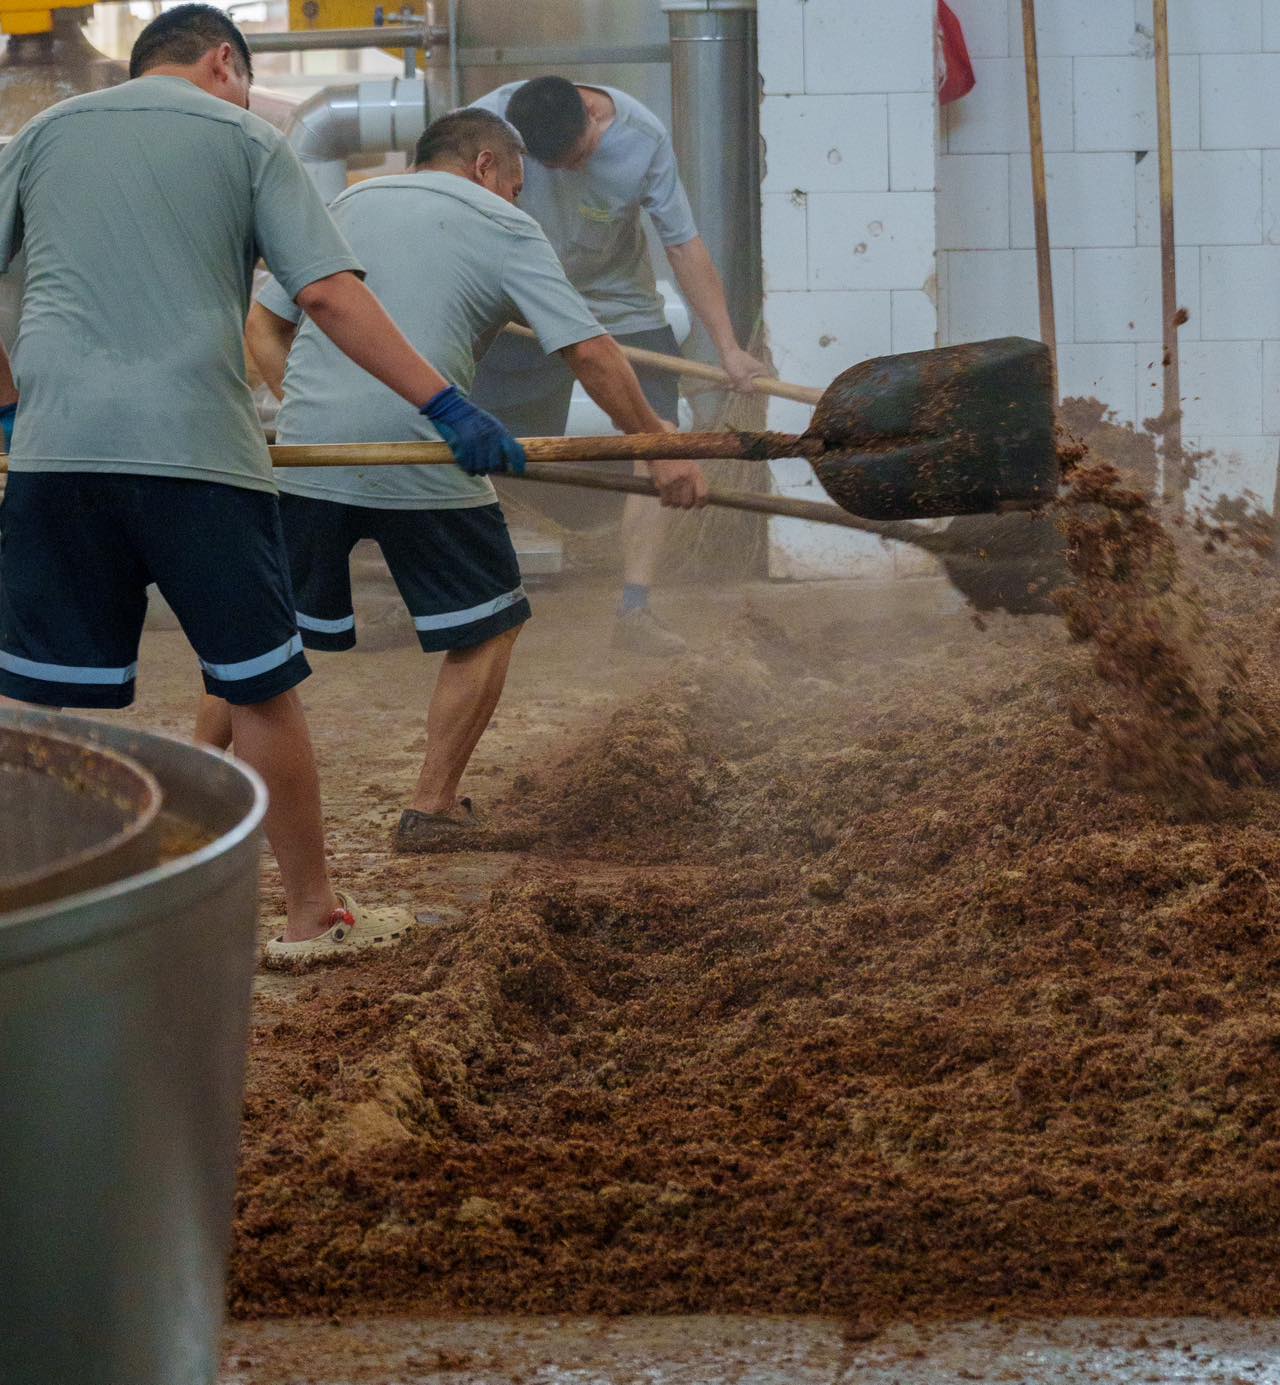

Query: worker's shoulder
[25,77,284,153]
[336,170,545,238]
[599,85,668,149]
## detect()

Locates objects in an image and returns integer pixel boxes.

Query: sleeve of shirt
[251,136,365,300]
[500,228,607,356]
[255,271,302,326]
[0,131,27,271]
[640,131,698,248]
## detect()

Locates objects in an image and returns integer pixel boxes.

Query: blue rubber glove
[0,401,14,454]
[420,385,526,478]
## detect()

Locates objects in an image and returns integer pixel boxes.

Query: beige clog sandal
[263,892,414,967]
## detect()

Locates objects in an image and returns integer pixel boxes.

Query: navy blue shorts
[0,472,309,709]
[279,494,531,654]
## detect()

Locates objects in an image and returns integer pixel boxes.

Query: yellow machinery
[0,0,84,36]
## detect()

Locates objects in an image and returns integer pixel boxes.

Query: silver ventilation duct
[286,76,429,204]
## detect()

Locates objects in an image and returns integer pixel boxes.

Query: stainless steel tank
[0,709,267,1385]
[0,724,161,912]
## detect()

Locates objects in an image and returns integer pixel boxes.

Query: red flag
[937,1,976,105]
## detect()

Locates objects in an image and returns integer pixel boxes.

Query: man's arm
[245,302,297,401]
[664,236,768,393]
[560,335,707,510]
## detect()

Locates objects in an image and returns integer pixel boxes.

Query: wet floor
[222,1315,1280,1384]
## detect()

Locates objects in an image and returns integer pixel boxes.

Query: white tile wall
[1009,152,1137,248]
[1137,0,1263,55]
[807,191,937,290]
[891,288,938,352]
[1202,54,1280,148]
[1139,340,1264,435]
[943,0,1009,59]
[1059,343,1139,423]
[888,93,937,191]
[945,56,1074,154]
[1135,150,1263,247]
[1201,245,1280,339]
[757,0,806,95]
[764,289,895,381]
[804,0,934,95]
[937,154,1010,250]
[1073,55,1200,152]
[1074,246,1201,342]
[761,192,809,293]
[761,95,890,194]
[1264,149,1280,243]
[945,247,1075,343]
[1263,338,1280,432]
[1009,0,1140,58]
[1266,0,1280,52]
[1183,436,1279,510]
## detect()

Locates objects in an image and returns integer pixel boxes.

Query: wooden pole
[1020,0,1057,395]
[502,323,823,405]
[1154,0,1185,510]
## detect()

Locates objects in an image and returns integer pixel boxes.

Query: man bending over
[196,108,705,853]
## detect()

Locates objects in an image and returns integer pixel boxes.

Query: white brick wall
[758,0,938,580]
[757,0,1280,581]
[938,0,1280,507]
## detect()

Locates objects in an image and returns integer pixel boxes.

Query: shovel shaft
[266,431,816,468]
[517,462,943,549]
[503,323,824,406]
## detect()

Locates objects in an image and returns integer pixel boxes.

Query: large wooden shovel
[272,336,1058,526]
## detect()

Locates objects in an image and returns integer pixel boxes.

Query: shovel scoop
[803,335,1059,521]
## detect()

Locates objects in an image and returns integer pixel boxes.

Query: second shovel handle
[503,322,824,406]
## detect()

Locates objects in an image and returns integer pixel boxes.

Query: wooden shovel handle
[266,431,817,468]
[503,322,824,406]
[517,462,943,551]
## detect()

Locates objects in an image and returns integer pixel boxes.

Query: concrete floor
[221,1316,1280,1384]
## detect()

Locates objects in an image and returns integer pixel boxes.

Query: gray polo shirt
[0,75,361,493]
[471,82,698,336]
[259,170,604,509]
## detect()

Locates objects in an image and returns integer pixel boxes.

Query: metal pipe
[246,23,444,53]
[456,43,669,66]
[286,76,428,203]
[661,1,760,377]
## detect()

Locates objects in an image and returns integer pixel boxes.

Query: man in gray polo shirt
[470,76,770,656]
[0,6,525,961]
[200,107,705,853]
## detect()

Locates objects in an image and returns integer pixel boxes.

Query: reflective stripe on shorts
[0,650,139,685]
[296,611,357,635]
[198,634,303,682]
[411,585,527,633]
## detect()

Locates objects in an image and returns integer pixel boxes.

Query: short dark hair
[413,108,524,171]
[129,4,254,82]
[504,76,588,165]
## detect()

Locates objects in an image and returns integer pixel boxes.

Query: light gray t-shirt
[260,170,604,509]
[471,82,698,336]
[0,75,361,492]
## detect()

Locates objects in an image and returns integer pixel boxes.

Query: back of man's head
[504,76,587,165]
[129,3,253,82]
[414,108,524,172]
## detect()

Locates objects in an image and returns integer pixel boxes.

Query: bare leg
[194,691,233,750]
[228,689,338,942]
[411,626,521,814]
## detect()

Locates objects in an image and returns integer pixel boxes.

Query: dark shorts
[470,324,682,438]
[279,494,531,654]
[0,472,308,709]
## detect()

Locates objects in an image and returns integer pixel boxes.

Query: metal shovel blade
[809,336,1058,522]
